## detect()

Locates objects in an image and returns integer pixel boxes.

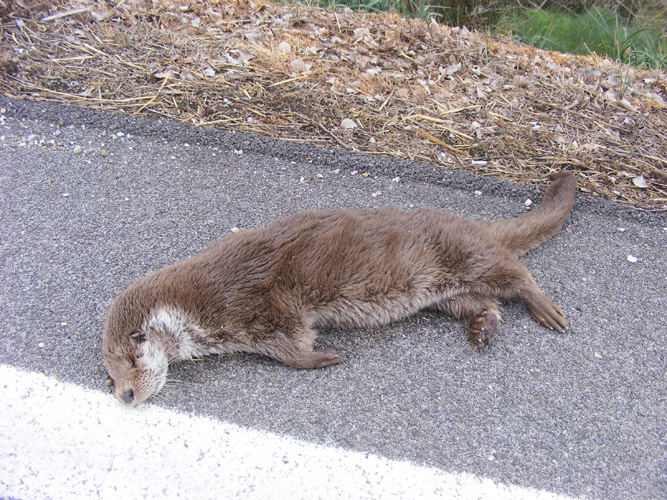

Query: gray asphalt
[1,97,665,500]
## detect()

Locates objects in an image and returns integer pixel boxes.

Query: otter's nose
[120,389,135,405]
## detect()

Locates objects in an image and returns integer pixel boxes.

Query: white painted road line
[0,364,572,500]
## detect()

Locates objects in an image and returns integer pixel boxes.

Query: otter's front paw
[526,293,567,332]
[469,309,498,350]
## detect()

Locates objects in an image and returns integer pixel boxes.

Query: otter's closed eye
[130,331,146,344]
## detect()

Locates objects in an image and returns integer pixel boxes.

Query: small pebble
[73,145,82,154]
[100,150,109,157]
[524,199,533,208]
[474,190,482,197]
[627,255,638,263]
[230,227,240,233]
[371,191,381,198]
[315,173,323,179]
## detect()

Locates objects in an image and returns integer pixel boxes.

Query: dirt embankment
[1,0,666,210]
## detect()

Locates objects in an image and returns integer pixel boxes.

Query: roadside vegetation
[499,7,666,69]
[1,0,665,210]
[289,1,667,70]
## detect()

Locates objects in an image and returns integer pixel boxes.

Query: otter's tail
[489,172,576,257]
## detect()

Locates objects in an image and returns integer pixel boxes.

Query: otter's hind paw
[469,309,499,350]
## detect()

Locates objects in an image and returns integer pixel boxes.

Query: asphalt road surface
[1,97,665,499]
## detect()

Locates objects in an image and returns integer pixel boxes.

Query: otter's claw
[469,309,499,350]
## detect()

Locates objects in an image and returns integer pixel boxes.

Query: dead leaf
[179,68,197,81]
[290,58,308,73]
[228,49,254,66]
[443,62,461,76]
[341,118,357,129]
[154,69,176,79]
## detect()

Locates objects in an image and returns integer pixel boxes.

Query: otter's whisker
[151,392,166,403]
[163,342,180,359]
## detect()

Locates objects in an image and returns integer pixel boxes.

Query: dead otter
[103,172,576,406]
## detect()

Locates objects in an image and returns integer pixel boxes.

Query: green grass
[288,1,666,70]
[287,0,446,20]
[499,7,666,69]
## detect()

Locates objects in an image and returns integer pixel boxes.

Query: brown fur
[103,172,576,406]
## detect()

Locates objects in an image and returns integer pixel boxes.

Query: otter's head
[102,295,170,407]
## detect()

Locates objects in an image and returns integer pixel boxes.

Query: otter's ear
[129,331,146,346]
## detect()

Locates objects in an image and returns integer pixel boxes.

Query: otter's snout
[120,389,135,405]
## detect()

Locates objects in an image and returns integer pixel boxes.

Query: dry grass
[1,0,666,211]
